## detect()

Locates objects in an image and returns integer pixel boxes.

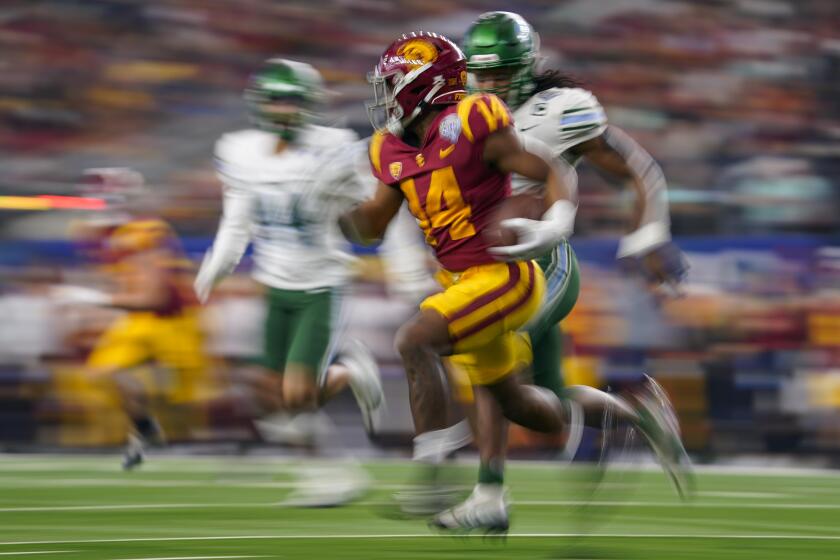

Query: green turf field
[0,454,838,559]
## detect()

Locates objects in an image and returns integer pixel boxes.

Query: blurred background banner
[1,0,840,462]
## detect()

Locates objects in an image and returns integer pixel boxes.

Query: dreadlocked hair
[532,69,582,93]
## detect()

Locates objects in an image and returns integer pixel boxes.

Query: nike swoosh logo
[518,124,539,132]
[439,145,456,159]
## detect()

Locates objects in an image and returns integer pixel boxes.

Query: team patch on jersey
[438,114,461,143]
[389,161,403,180]
[415,153,425,167]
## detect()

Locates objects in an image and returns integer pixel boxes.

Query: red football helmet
[367,31,467,135]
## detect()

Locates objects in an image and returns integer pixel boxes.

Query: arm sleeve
[197,175,253,285]
[602,125,671,231]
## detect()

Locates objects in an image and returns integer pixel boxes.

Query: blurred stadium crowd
[1,0,840,460]
[3,0,840,235]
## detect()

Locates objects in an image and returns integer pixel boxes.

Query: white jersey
[511,87,606,193]
[206,125,371,291]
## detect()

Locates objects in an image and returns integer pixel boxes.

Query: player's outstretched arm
[484,126,577,261]
[569,125,687,287]
[338,181,404,245]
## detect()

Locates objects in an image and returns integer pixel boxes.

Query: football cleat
[430,484,510,535]
[631,375,695,500]
[255,411,332,447]
[389,485,462,518]
[377,463,467,519]
[280,463,370,508]
[121,433,145,471]
[338,338,384,433]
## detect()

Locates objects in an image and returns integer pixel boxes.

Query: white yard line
[112,556,264,560]
[3,499,840,513]
[1,453,840,479]
[0,553,70,556]
[0,457,304,473]
[695,491,788,499]
[640,513,840,536]
[511,499,840,509]
[0,479,290,489]
[0,503,269,512]
[3,533,840,546]
[0,477,407,490]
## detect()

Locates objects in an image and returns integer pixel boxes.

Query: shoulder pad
[514,88,608,156]
[555,89,606,152]
[213,129,274,185]
[214,129,276,166]
[555,87,604,113]
[534,87,565,101]
[456,93,512,143]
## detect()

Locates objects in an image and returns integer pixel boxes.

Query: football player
[429,12,693,531]
[341,31,685,531]
[194,59,385,506]
[62,177,210,470]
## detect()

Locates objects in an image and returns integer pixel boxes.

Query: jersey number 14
[401,166,476,247]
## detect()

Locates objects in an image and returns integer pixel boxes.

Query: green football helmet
[461,11,540,109]
[244,59,324,141]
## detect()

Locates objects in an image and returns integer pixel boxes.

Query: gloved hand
[488,200,576,261]
[617,222,688,290]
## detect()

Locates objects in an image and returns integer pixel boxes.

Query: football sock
[478,458,504,485]
[412,420,472,464]
[530,325,565,397]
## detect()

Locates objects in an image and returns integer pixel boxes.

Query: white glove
[52,285,113,306]
[488,200,576,261]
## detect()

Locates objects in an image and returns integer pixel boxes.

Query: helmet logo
[389,162,403,180]
[393,39,439,70]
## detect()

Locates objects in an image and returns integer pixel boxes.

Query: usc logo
[397,39,438,70]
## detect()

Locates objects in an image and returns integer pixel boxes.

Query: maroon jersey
[369,93,513,271]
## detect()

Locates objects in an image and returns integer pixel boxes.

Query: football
[484,191,545,248]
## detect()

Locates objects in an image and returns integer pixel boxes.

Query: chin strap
[393,79,445,134]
